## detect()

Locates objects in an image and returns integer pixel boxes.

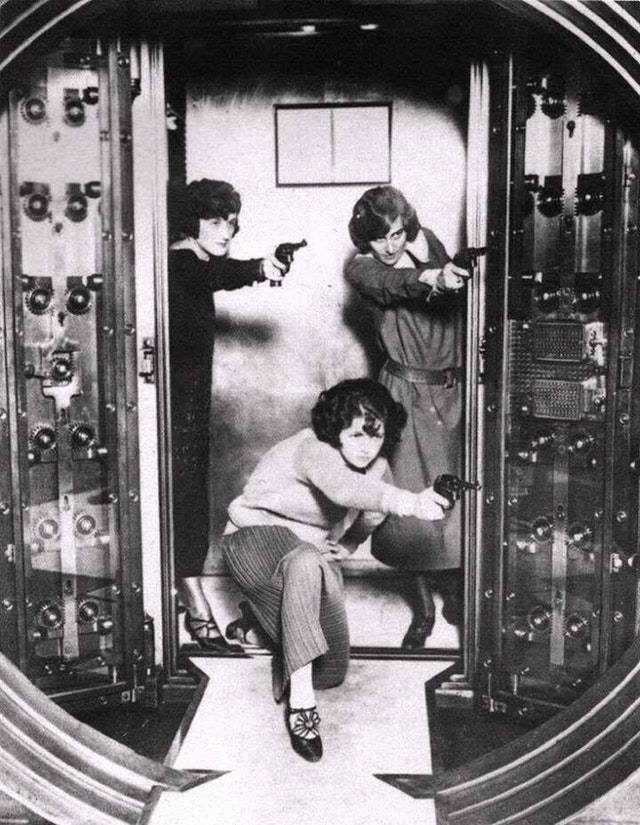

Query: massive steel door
[477,46,640,724]
[0,39,148,707]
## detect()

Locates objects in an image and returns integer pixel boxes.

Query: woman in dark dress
[345,186,469,649]
[168,178,285,649]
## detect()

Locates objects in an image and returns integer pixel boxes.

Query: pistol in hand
[270,239,307,286]
[433,473,481,511]
[452,246,487,271]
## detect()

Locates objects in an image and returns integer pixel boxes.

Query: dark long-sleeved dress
[345,227,464,571]
[169,247,263,579]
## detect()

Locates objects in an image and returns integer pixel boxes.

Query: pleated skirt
[221,525,350,701]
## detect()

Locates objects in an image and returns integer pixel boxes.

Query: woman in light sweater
[221,378,448,763]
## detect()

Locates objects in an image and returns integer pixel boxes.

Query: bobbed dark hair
[168,178,241,242]
[311,378,407,458]
[348,185,420,253]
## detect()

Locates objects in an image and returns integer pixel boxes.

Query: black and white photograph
[1,1,640,824]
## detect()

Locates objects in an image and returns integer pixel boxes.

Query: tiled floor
[147,656,453,825]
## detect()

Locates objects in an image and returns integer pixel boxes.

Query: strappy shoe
[225,601,267,647]
[184,613,242,653]
[401,613,435,650]
[286,706,323,762]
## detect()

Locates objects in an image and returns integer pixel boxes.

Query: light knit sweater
[226,428,425,556]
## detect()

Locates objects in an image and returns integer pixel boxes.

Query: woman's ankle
[186,613,221,637]
[288,662,315,709]
[187,609,211,621]
[288,689,316,709]
[287,706,321,740]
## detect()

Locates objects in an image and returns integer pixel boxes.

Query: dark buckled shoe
[225,601,267,646]
[286,706,323,762]
[401,614,435,650]
[185,613,242,653]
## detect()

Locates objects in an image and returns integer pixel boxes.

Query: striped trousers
[221,525,350,701]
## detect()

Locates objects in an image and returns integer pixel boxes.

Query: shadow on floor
[73,699,191,763]
[425,666,527,777]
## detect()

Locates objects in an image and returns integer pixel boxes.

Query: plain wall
[180,31,469,536]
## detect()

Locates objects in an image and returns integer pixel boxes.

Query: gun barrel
[274,239,307,265]
[461,479,482,491]
[270,239,308,284]
[433,474,481,508]
[452,246,487,268]
[275,239,307,255]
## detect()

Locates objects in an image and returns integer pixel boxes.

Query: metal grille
[534,322,584,363]
[532,379,582,420]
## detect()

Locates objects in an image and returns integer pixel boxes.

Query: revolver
[452,246,487,271]
[433,473,481,510]
[270,239,307,286]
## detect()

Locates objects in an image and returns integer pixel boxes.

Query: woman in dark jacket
[345,185,469,649]
[168,178,285,650]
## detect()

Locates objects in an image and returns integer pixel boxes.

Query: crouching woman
[220,378,448,763]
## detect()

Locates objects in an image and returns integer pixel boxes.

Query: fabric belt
[383,358,463,387]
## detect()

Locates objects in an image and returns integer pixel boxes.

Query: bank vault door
[477,51,640,723]
[0,41,146,704]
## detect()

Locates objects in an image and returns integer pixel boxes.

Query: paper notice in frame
[275,103,391,186]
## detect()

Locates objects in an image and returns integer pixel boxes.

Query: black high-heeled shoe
[401,613,435,650]
[184,613,242,653]
[286,706,323,763]
[225,601,267,647]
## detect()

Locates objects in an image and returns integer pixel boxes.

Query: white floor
[148,656,453,825]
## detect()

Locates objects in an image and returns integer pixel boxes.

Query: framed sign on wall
[274,102,392,186]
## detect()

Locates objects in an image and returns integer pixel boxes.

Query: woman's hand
[413,487,450,521]
[260,254,287,284]
[421,260,470,301]
[438,261,470,291]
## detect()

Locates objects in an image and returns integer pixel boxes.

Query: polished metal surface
[0,649,215,825]
[0,38,147,704]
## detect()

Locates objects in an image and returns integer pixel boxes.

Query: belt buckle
[443,368,456,388]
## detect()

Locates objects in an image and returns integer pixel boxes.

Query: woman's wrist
[419,267,446,294]
[256,259,268,282]
[381,486,420,517]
